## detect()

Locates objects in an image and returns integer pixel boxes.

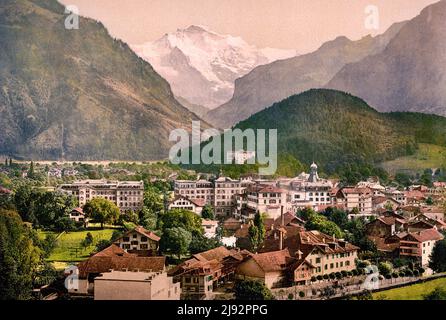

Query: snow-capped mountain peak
[132,26,298,109]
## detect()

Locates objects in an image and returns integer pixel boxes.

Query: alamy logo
[169,121,278,175]
[64,265,79,291]
[64,5,80,30]
[361,265,380,291]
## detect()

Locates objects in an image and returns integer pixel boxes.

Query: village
[1,159,445,301]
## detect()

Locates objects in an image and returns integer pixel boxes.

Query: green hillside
[381,144,446,175]
[185,89,446,178]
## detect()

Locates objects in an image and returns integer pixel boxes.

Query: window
[123,237,130,242]
[140,244,148,249]
[141,237,148,242]
[330,263,334,269]
[316,257,321,264]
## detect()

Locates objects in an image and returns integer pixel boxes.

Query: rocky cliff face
[205,22,406,128]
[0,0,205,160]
[327,0,446,116]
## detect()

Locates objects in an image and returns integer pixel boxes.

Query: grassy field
[381,143,446,175]
[38,228,116,263]
[373,277,446,300]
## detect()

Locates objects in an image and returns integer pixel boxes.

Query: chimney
[296,250,303,260]
[281,205,285,226]
[279,206,284,250]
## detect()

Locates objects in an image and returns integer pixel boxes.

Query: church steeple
[308,162,319,182]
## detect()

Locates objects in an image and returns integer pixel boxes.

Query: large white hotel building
[58,179,144,213]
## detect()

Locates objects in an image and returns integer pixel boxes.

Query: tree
[159,209,202,234]
[95,239,111,252]
[189,232,222,254]
[254,212,266,242]
[248,212,266,252]
[378,261,393,276]
[324,207,349,229]
[425,197,434,206]
[28,161,35,179]
[297,208,316,221]
[429,239,446,272]
[119,210,139,225]
[143,188,164,217]
[85,232,94,246]
[0,209,43,300]
[305,214,344,239]
[395,172,411,187]
[248,224,260,252]
[13,186,77,229]
[356,290,373,300]
[138,207,157,231]
[423,287,446,300]
[201,204,214,220]
[40,233,57,258]
[54,216,75,232]
[111,230,124,242]
[83,198,120,228]
[80,232,94,251]
[234,279,274,300]
[160,227,192,259]
[13,184,38,225]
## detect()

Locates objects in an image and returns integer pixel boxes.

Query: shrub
[399,271,406,277]
[329,273,336,280]
[299,291,305,298]
[317,275,323,281]
[356,260,371,269]
[385,274,392,280]
[378,261,393,276]
[413,270,420,276]
[341,270,348,277]
[288,293,294,300]
[311,276,317,282]
[323,274,329,280]
[351,269,358,276]
[335,272,342,279]
[392,272,399,278]
[419,268,425,274]
[347,271,353,277]
[378,275,384,280]
[405,269,413,277]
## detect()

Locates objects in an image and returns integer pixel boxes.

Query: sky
[59,0,438,53]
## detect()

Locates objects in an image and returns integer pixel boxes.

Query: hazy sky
[59,0,438,53]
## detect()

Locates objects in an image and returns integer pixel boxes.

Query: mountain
[205,22,406,128]
[327,0,446,116]
[0,0,206,161]
[175,96,209,118]
[132,25,297,109]
[233,89,446,170]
